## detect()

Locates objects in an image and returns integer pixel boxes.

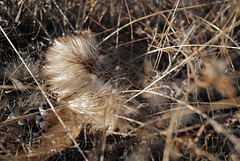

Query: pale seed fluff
[44,29,136,133]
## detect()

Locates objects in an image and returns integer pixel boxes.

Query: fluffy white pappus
[44,30,136,133]
[44,30,99,100]
[0,56,40,90]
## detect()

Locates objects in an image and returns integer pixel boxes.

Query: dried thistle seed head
[44,29,99,100]
[44,30,136,133]
[0,54,40,90]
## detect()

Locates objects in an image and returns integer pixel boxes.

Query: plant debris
[0,0,240,160]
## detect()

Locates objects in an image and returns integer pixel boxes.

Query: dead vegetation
[0,0,240,160]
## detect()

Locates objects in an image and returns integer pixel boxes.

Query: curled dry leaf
[195,60,236,98]
[213,75,236,98]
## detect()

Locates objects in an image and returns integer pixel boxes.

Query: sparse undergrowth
[0,0,240,161]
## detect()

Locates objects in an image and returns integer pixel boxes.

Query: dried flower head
[44,29,136,133]
[0,54,40,91]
